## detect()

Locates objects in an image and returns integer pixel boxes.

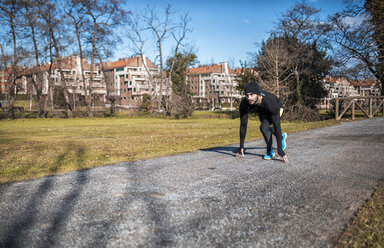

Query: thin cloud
[342,15,367,27]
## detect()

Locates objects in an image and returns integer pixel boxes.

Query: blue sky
[121,0,352,68]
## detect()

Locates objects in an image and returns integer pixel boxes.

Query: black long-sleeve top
[239,91,285,157]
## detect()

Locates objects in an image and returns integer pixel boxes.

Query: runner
[236,81,288,162]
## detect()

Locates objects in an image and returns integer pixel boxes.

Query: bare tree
[20,0,49,117]
[272,1,331,107]
[141,4,175,111]
[63,0,92,117]
[39,1,73,118]
[328,1,383,94]
[274,0,330,47]
[166,12,192,114]
[126,4,193,114]
[80,0,127,117]
[0,0,26,119]
[125,12,158,110]
[254,35,294,103]
[0,43,12,106]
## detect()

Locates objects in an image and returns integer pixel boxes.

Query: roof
[325,76,377,87]
[39,55,91,71]
[350,79,377,87]
[105,56,158,70]
[187,63,235,75]
[234,67,257,75]
[324,76,345,83]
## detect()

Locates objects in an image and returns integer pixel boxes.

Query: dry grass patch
[335,182,384,247]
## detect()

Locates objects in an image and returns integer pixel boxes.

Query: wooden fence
[334,96,384,120]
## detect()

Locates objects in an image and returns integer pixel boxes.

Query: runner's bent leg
[259,114,273,154]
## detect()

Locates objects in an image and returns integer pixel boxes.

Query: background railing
[334,96,384,120]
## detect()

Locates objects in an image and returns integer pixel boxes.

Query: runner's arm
[271,114,285,157]
[239,99,248,149]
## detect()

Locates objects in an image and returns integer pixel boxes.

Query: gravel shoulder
[1,117,383,248]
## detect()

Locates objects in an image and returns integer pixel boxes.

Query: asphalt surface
[1,118,384,248]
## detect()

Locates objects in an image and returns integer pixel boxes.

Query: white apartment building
[53,55,106,103]
[319,76,379,109]
[15,55,106,106]
[105,55,160,108]
[186,62,240,109]
[350,79,380,97]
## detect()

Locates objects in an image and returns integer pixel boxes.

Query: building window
[116,67,124,72]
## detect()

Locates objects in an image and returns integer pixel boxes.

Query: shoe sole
[263,152,274,160]
[282,133,287,151]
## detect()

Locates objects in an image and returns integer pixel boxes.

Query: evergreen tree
[255,35,331,111]
[166,52,197,118]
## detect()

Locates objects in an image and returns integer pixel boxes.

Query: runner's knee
[260,123,271,135]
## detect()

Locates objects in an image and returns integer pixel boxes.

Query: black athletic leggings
[259,111,285,156]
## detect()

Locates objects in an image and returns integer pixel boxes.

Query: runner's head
[245,81,261,105]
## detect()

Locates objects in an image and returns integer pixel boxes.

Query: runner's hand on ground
[277,155,289,163]
[236,148,244,158]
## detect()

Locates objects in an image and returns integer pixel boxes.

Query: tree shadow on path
[0,142,88,248]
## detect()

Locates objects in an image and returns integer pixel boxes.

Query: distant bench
[1,106,24,112]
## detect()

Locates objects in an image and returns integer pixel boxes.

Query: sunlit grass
[335,182,384,247]
[0,116,338,183]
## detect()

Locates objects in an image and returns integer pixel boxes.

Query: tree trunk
[294,68,303,104]
[8,1,17,119]
[275,54,280,98]
[27,9,47,118]
[51,33,73,118]
[75,21,91,117]
[87,18,99,118]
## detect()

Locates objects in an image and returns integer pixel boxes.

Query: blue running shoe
[263,150,275,160]
[282,133,287,151]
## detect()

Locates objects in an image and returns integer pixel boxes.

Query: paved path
[1,118,384,248]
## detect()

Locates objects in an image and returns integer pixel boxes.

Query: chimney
[222,62,229,75]
[142,54,147,68]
